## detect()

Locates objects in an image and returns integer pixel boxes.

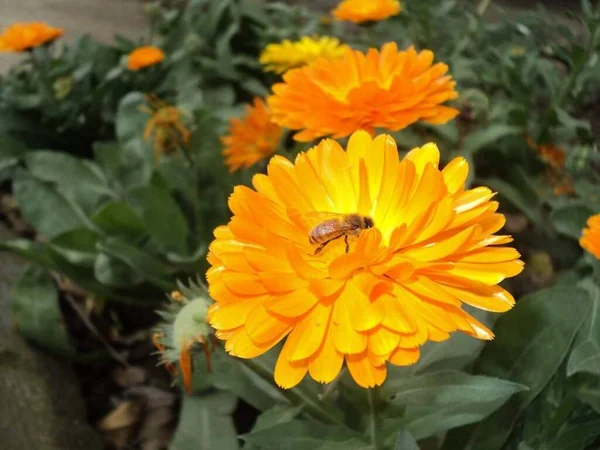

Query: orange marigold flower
[222,97,283,172]
[527,137,566,170]
[526,137,572,196]
[332,0,401,23]
[141,95,191,160]
[268,43,459,142]
[581,214,600,259]
[0,22,64,52]
[127,45,165,71]
[207,130,523,389]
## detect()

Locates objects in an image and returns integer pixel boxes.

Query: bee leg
[344,235,349,253]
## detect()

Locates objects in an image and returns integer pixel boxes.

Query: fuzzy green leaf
[25,150,114,215]
[170,391,239,450]
[394,429,419,450]
[97,238,176,291]
[243,420,368,450]
[541,420,600,450]
[11,264,74,357]
[91,201,147,239]
[127,186,189,255]
[460,286,591,450]
[383,371,527,440]
[461,125,522,156]
[568,279,600,376]
[551,204,594,240]
[13,171,88,239]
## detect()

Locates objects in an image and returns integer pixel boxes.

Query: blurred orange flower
[207,130,523,389]
[127,45,165,71]
[527,137,573,196]
[581,214,600,259]
[221,97,283,172]
[268,43,459,142]
[140,95,191,160]
[332,0,401,24]
[0,22,64,52]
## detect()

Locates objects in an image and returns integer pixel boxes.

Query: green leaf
[116,92,149,145]
[567,341,600,376]
[394,429,419,450]
[11,264,74,357]
[568,278,600,376]
[91,201,147,239]
[243,420,367,450]
[170,391,239,450]
[541,420,600,450]
[93,141,152,191]
[13,171,88,239]
[551,204,594,240]
[94,253,144,287]
[49,228,102,268]
[127,185,189,255]
[25,151,114,214]
[208,350,289,411]
[577,385,600,413]
[461,286,591,450]
[461,125,522,156]
[251,404,304,432]
[97,238,176,291]
[382,371,527,439]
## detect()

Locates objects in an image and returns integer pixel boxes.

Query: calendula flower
[140,95,191,160]
[127,45,165,71]
[222,97,283,172]
[0,22,64,52]
[527,137,573,196]
[260,36,349,74]
[580,214,600,259]
[268,43,459,142]
[153,287,216,394]
[207,130,523,389]
[332,0,401,24]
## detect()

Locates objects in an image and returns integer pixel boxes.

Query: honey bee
[307,212,374,255]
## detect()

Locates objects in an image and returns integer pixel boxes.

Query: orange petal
[389,347,420,366]
[245,305,294,344]
[274,338,309,388]
[284,301,333,361]
[346,352,387,388]
[368,326,401,356]
[308,321,344,384]
[266,288,320,318]
[442,157,468,195]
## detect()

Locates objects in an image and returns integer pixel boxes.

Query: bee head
[364,217,374,229]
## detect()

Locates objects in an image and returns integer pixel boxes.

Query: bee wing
[300,211,347,228]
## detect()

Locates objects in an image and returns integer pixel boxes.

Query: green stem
[240,358,347,428]
[367,387,382,450]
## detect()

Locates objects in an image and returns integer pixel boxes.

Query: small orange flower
[332,0,401,24]
[127,45,165,71]
[581,214,600,259]
[140,95,191,160]
[207,130,523,389]
[221,97,283,172]
[527,137,566,170]
[0,22,64,52]
[527,138,573,196]
[268,43,459,142]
